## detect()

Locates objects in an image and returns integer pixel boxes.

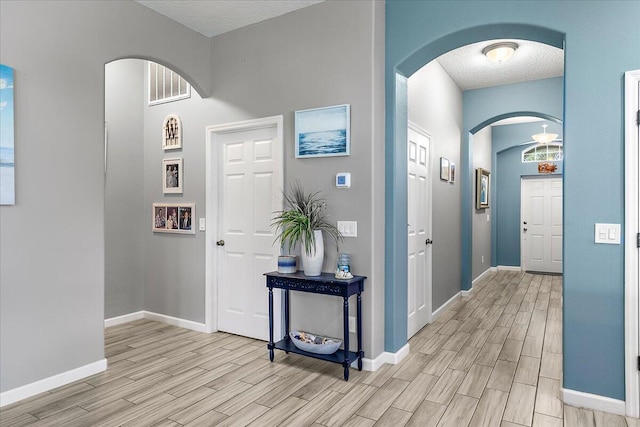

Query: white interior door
[407,124,432,339]
[215,120,282,341]
[521,177,563,273]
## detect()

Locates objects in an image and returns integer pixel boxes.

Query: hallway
[1,271,637,426]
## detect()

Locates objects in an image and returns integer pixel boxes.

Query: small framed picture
[163,157,183,194]
[440,157,450,181]
[163,114,182,150]
[476,168,490,209]
[449,162,456,184]
[295,104,350,158]
[153,203,195,234]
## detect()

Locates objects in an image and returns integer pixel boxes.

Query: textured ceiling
[437,39,564,91]
[136,0,325,37]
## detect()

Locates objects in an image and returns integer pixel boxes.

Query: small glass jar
[337,253,350,273]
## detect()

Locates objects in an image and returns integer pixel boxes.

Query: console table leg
[268,287,274,362]
[357,292,363,371]
[343,296,350,381]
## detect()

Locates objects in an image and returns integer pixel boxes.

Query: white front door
[521,177,563,273]
[207,117,283,341]
[407,124,432,339]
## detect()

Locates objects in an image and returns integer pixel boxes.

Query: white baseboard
[461,288,473,297]
[472,267,495,286]
[141,311,208,333]
[432,292,460,321]
[562,388,626,416]
[351,343,410,372]
[0,358,107,408]
[104,310,144,327]
[105,310,207,333]
[497,265,522,271]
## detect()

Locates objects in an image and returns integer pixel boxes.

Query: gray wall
[408,61,462,309]
[1,0,385,395]
[142,72,209,322]
[105,1,384,352]
[105,59,145,319]
[471,126,492,280]
[207,0,385,354]
[0,0,212,393]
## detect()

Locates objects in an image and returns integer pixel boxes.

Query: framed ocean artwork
[295,104,350,158]
[0,64,15,205]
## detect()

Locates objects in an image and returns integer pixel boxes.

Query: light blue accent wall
[493,122,563,267]
[386,0,640,400]
[385,73,408,351]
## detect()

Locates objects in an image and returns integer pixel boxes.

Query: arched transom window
[522,143,563,163]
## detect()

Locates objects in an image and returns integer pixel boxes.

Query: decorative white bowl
[289,331,342,355]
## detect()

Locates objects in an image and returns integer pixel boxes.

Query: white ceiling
[135,2,564,92]
[135,0,324,38]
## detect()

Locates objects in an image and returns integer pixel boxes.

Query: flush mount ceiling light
[482,42,519,63]
[532,124,559,144]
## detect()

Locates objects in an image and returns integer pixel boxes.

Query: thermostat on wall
[336,173,351,188]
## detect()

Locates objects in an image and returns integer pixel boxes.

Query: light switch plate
[337,221,357,237]
[199,218,206,231]
[595,223,620,244]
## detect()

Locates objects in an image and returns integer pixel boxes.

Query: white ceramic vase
[301,230,324,276]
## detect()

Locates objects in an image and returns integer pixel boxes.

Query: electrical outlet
[349,316,356,333]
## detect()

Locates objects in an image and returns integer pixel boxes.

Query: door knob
[523,221,528,225]
[426,239,433,245]
[216,240,225,246]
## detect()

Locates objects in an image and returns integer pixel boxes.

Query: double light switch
[594,223,620,244]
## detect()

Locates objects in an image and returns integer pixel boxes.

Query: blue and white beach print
[295,104,350,158]
[0,64,15,205]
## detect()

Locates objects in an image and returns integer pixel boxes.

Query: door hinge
[637,233,640,248]
[637,356,640,371]
[637,110,640,126]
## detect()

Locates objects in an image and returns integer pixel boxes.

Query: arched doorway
[385,24,565,354]
[104,58,207,326]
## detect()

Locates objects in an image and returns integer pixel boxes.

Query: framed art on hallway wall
[153,203,194,234]
[163,157,183,194]
[295,104,350,158]
[440,157,450,181]
[476,168,490,209]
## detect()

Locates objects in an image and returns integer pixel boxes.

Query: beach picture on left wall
[0,64,15,205]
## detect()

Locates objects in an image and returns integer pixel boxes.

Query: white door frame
[624,69,640,418]
[204,116,284,334]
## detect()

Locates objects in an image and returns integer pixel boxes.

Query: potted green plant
[272,181,342,276]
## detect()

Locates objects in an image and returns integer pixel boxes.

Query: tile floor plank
[468,388,509,427]
[436,394,478,427]
[502,382,537,426]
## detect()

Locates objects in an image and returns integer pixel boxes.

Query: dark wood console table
[264,271,366,380]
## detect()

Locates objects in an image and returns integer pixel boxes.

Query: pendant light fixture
[482,42,518,63]
[532,124,558,144]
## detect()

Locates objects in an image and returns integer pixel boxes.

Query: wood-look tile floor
[1,271,638,426]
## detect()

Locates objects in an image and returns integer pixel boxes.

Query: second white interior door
[407,124,432,339]
[521,176,563,273]
[216,121,282,341]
